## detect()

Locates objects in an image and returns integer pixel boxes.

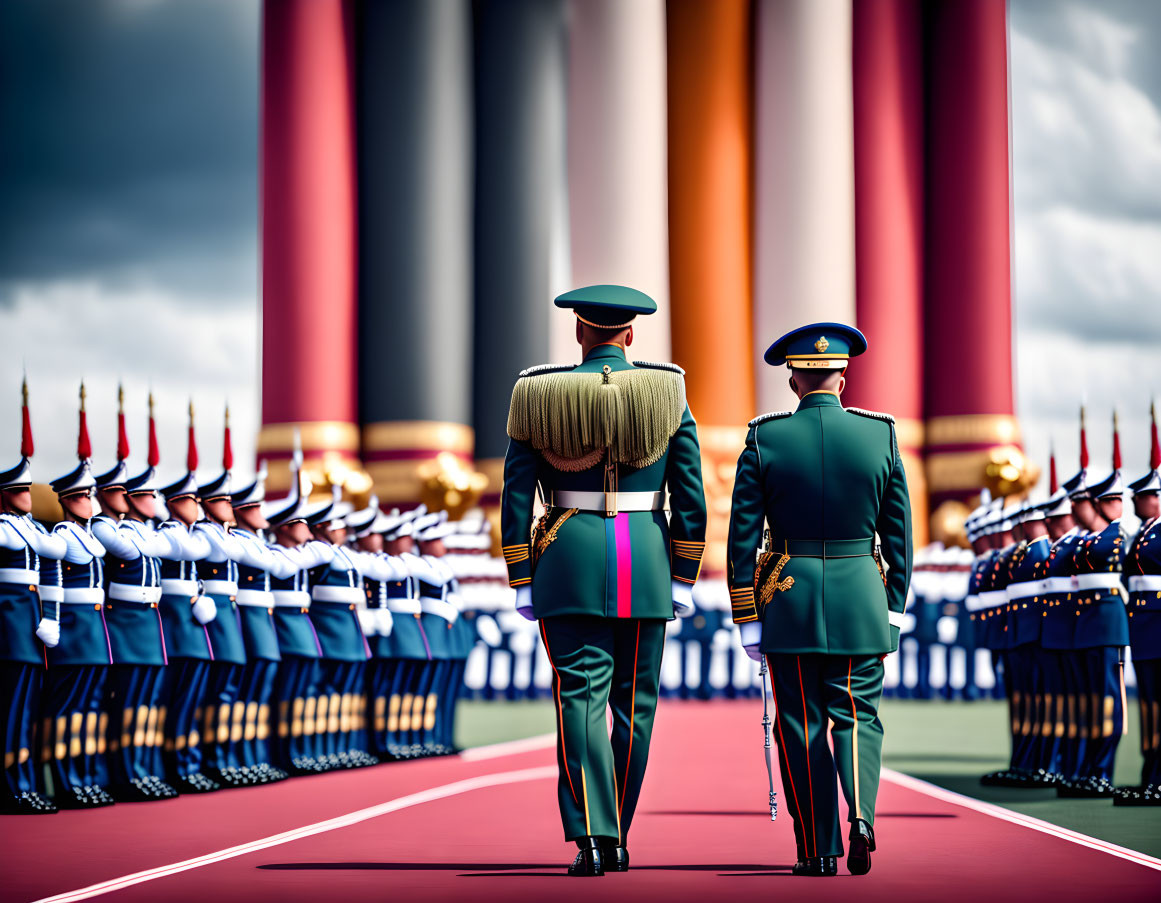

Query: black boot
[792,856,838,877]
[599,839,630,872]
[1,791,58,814]
[848,818,876,876]
[568,837,605,877]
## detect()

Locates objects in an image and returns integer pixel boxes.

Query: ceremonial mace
[759,656,778,821]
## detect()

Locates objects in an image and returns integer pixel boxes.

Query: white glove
[671,580,695,618]
[739,620,763,662]
[357,608,377,637]
[515,585,535,621]
[36,618,60,648]
[377,608,395,637]
[192,594,217,625]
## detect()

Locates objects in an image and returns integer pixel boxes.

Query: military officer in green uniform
[502,285,707,877]
[728,323,912,878]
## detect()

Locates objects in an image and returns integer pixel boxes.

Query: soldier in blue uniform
[266,474,332,774]
[980,505,1025,786]
[410,512,457,756]
[1060,470,1129,797]
[1117,453,1161,805]
[92,457,178,802]
[346,500,393,759]
[380,509,430,757]
[229,466,293,784]
[1005,500,1053,783]
[0,405,67,813]
[156,469,218,793]
[46,460,117,808]
[306,492,376,768]
[1039,487,1084,784]
[194,471,251,785]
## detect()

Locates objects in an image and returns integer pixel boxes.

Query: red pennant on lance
[1079,406,1089,470]
[116,384,130,462]
[223,405,233,471]
[186,401,198,473]
[147,392,160,468]
[20,376,33,458]
[1151,401,1160,471]
[77,382,91,460]
[1112,411,1122,471]
[1049,445,1058,495]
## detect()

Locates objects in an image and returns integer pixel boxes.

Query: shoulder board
[631,360,686,376]
[846,407,895,425]
[517,363,574,378]
[748,411,792,428]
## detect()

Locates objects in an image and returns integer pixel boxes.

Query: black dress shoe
[598,841,630,872]
[1113,783,1161,806]
[174,772,220,794]
[793,856,838,877]
[848,819,876,876]
[568,837,605,877]
[1,791,58,814]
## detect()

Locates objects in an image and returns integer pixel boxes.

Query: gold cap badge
[814,336,830,353]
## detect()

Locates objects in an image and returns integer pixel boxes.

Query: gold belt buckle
[605,490,617,518]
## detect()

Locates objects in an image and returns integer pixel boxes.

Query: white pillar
[753,0,856,412]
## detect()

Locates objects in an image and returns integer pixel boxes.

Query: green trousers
[768,653,885,859]
[539,617,666,843]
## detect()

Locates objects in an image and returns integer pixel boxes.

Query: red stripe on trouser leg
[797,656,817,858]
[768,655,808,857]
[539,621,577,804]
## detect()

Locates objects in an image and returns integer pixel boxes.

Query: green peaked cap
[554,284,657,328]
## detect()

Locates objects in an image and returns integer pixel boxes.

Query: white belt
[202,580,239,596]
[420,596,459,622]
[1007,581,1042,601]
[978,590,1008,609]
[311,585,363,604]
[1128,575,1161,593]
[107,584,162,604]
[39,585,63,603]
[61,587,104,605]
[1076,574,1124,592]
[272,590,311,608]
[548,490,665,514]
[1040,577,1075,595]
[964,594,981,612]
[385,597,421,614]
[161,579,199,597]
[236,589,274,607]
[0,568,38,585]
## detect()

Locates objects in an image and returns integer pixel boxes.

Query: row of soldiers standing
[965,408,1160,805]
[0,382,494,814]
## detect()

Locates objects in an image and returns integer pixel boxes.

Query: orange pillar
[666,0,754,581]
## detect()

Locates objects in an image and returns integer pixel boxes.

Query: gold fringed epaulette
[507,366,686,470]
[846,407,895,424]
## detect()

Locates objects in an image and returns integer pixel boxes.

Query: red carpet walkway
[3,702,1159,903]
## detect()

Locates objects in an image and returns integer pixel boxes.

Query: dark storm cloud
[0,0,259,300]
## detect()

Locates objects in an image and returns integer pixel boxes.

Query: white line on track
[459,732,555,761]
[882,767,1161,872]
[31,765,557,903]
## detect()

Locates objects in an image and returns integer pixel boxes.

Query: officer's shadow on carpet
[258,863,796,876]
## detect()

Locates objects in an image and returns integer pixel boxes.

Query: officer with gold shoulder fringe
[502,285,707,877]
[728,324,912,878]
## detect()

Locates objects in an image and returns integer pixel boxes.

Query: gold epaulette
[631,360,686,376]
[518,363,575,378]
[846,407,895,424]
[748,411,792,428]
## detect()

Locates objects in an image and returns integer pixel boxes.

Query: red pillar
[846,0,927,543]
[923,0,1019,510]
[258,0,360,496]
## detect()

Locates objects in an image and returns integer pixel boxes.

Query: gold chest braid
[507,365,686,470]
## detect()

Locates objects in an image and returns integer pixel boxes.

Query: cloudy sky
[1,0,1159,497]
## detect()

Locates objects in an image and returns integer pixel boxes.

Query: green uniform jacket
[727,391,912,655]
[501,344,707,619]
